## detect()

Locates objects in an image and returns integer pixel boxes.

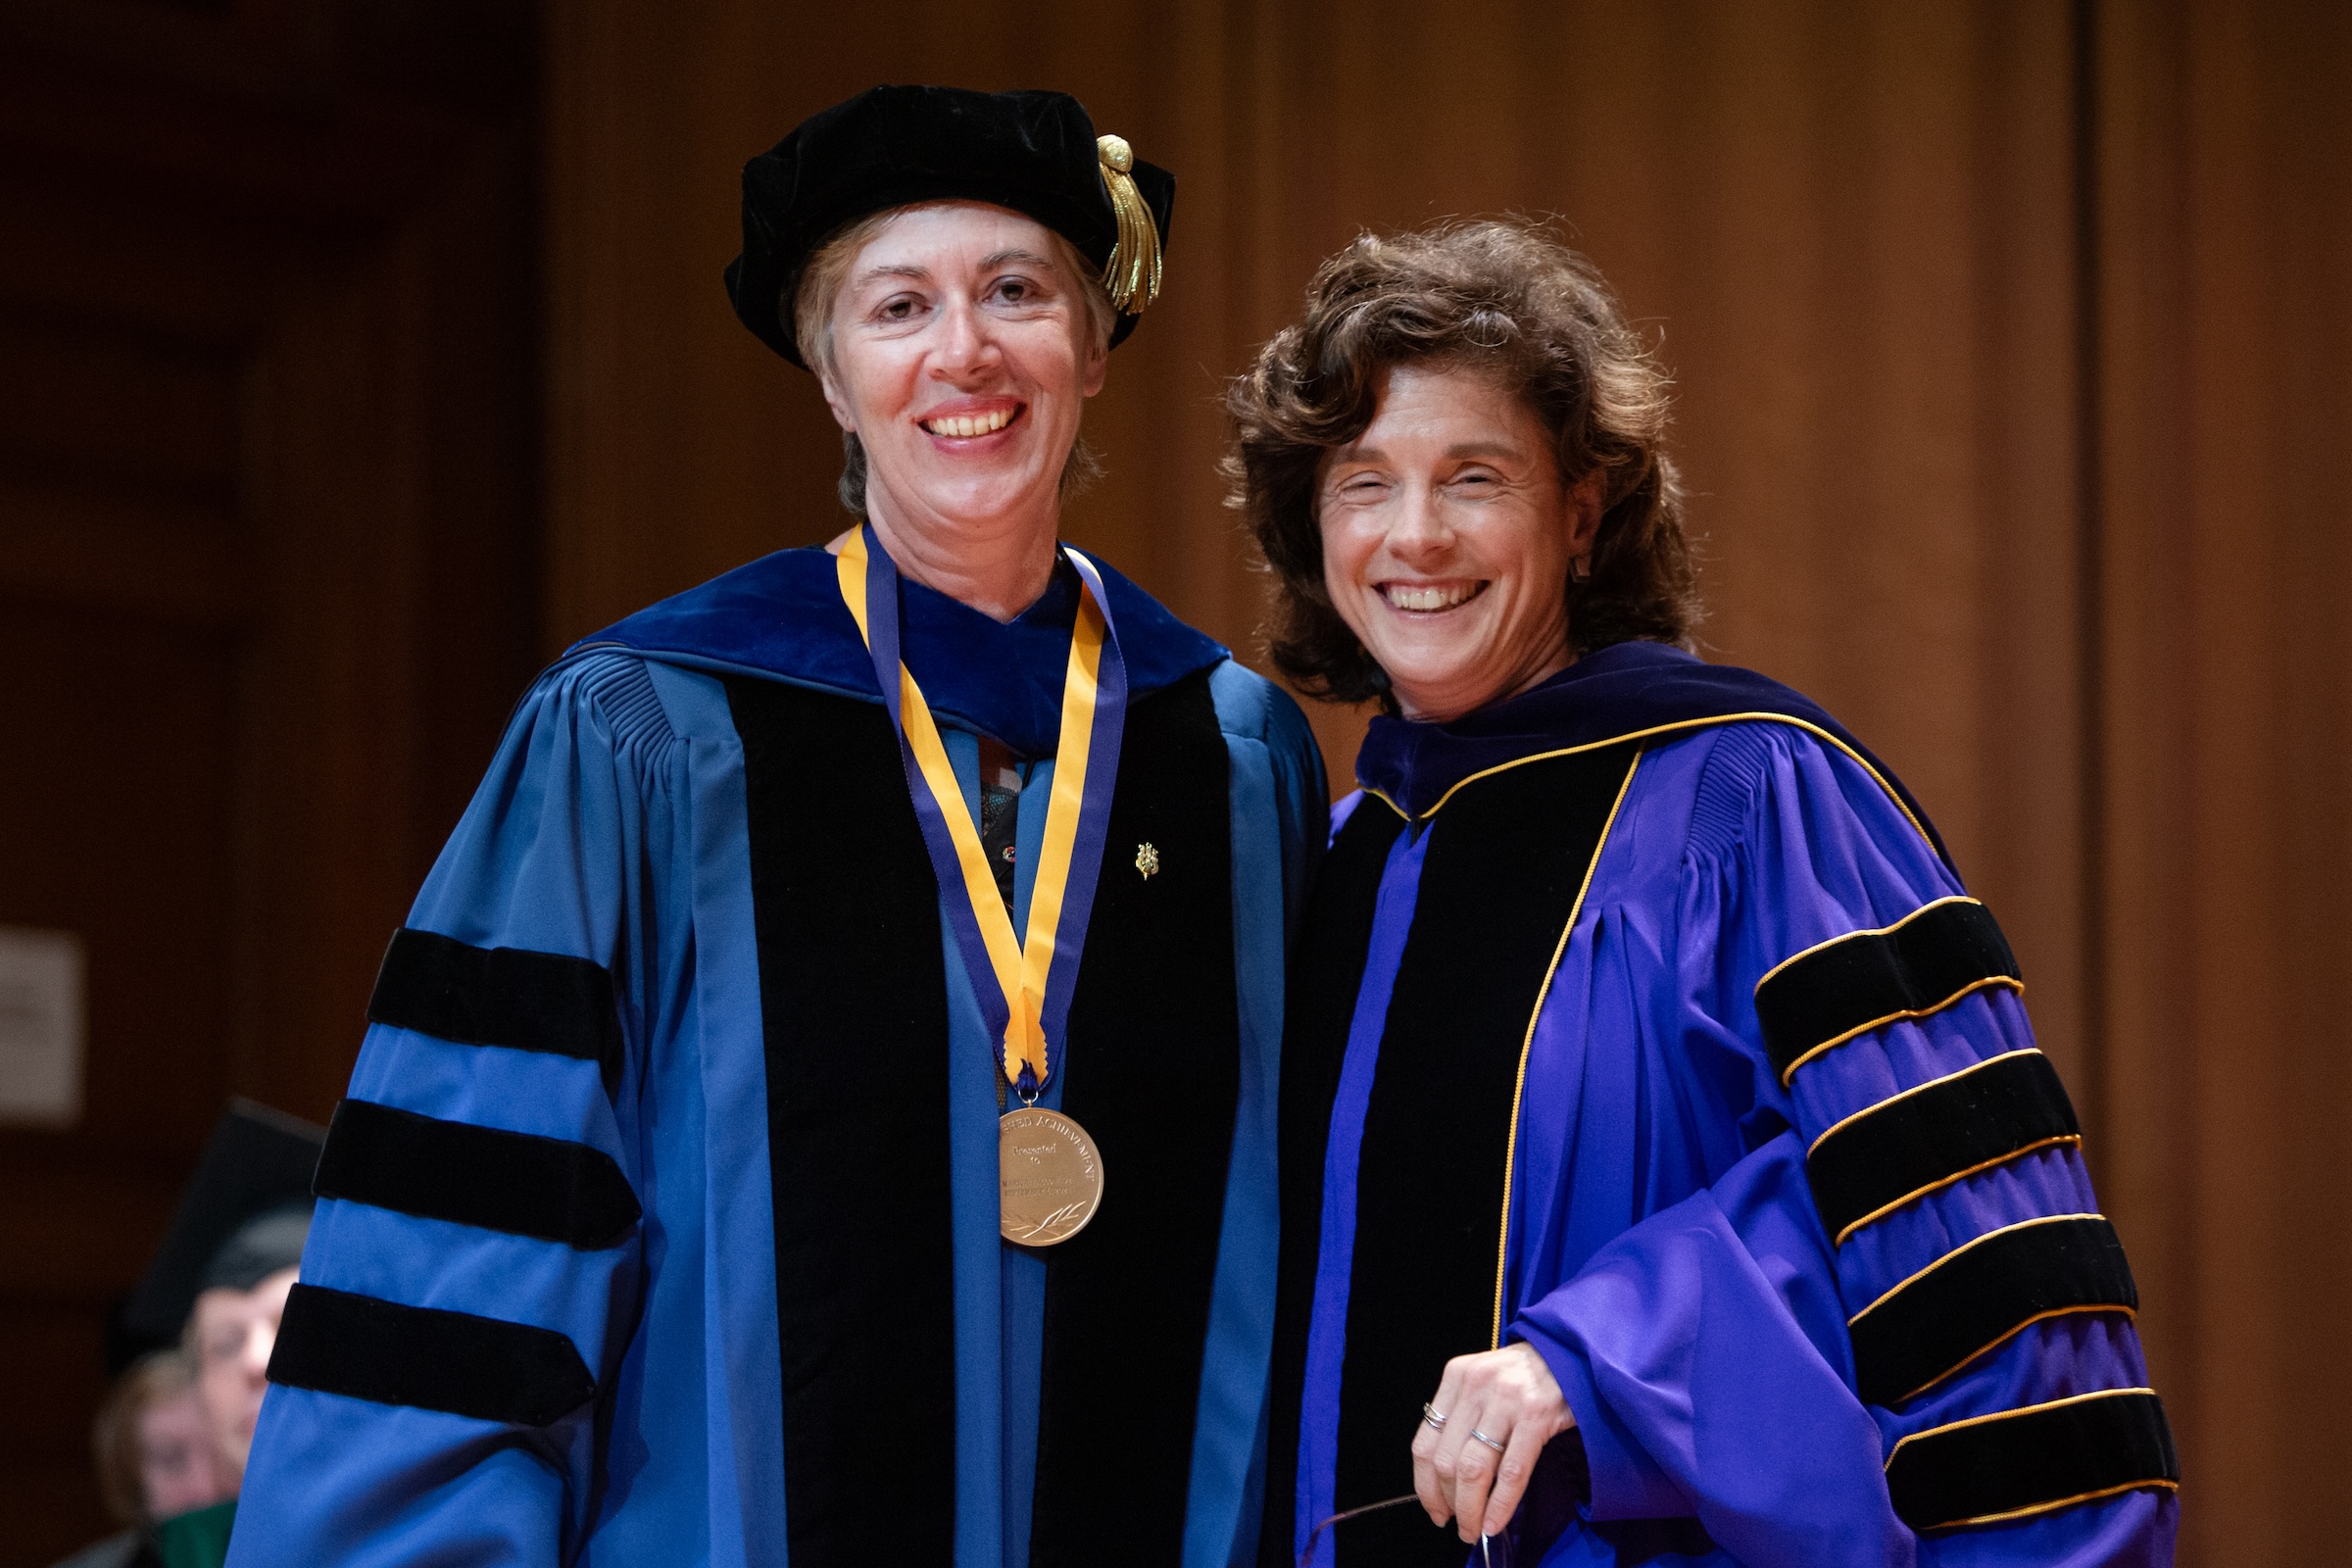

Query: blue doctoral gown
[226,546,1326,1568]
[1271,641,2177,1566]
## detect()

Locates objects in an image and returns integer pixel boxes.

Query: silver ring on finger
[1421,1401,1449,1430]
[1469,1428,1506,1453]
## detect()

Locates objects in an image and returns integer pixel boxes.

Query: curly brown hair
[1224,219,1698,708]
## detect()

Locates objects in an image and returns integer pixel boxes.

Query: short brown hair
[791,205,1113,515]
[1224,219,1698,708]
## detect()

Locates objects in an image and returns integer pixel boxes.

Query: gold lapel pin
[1135,842,1159,879]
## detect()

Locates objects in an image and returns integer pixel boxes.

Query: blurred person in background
[182,1205,307,1486]
[227,83,1322,1568]
[56,1350,233,1568]
[109,1352,232,1524]
[60,1105,320,1568]
[1239,220,2177,1565]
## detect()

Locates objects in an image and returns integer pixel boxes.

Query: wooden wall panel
[0,607,241,1554]
[0,6,542,1559]
[2097,1,2352,1559]
[230,137,542,1116]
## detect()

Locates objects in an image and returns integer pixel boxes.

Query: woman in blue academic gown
[1238,221,2177,1566]
[227,86,1323,1568]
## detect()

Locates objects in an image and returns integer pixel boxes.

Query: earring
[1570,555,1593,584]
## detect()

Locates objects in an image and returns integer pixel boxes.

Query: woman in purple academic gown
[1239,221,2178,1567]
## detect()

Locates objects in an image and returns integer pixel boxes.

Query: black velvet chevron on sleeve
[1848,1214,2137,1406]
[1809,1051,2081,1244]
[312,1099,641,1250]
[268,1283,597,1427]
[368,927,620,1080]
[1885,1389,2177,1532]
[1756,899,2022,1082]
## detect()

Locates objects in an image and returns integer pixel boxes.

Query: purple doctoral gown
[1269,641,2177,1567]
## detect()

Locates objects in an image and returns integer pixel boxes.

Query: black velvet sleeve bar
[367,927,621,1079]
[1884,1389,2177,1532]
[268,1283,597,1427]
[1808,1050,2081,1244]
[1756,898,2023,1082]
[312,1099,642,1250]
[1848,1214,2138,1406]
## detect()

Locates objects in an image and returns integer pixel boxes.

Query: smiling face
[1318,362,1602,721]
[815,202,1107,563]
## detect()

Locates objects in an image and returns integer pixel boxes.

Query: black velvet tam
[111,1101,324,1372]
[724,84,1176,368]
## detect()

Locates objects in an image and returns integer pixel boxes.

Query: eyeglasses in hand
[1299,1493,1514,1568]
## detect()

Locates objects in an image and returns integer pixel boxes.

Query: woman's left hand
[1412,1341,1577,1542]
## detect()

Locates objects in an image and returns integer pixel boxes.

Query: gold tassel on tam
[1095,134,1162,315]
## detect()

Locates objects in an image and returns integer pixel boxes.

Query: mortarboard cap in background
[724,84,1176,368]
[109,1100,323,1374]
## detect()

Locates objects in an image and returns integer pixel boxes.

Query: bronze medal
[998,1105,1104,1247]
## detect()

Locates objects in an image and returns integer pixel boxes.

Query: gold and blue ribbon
[836,524,1128,1099]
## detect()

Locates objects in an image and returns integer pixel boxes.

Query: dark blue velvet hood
[568,544,1228,760]
[1354,640,1950,866]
